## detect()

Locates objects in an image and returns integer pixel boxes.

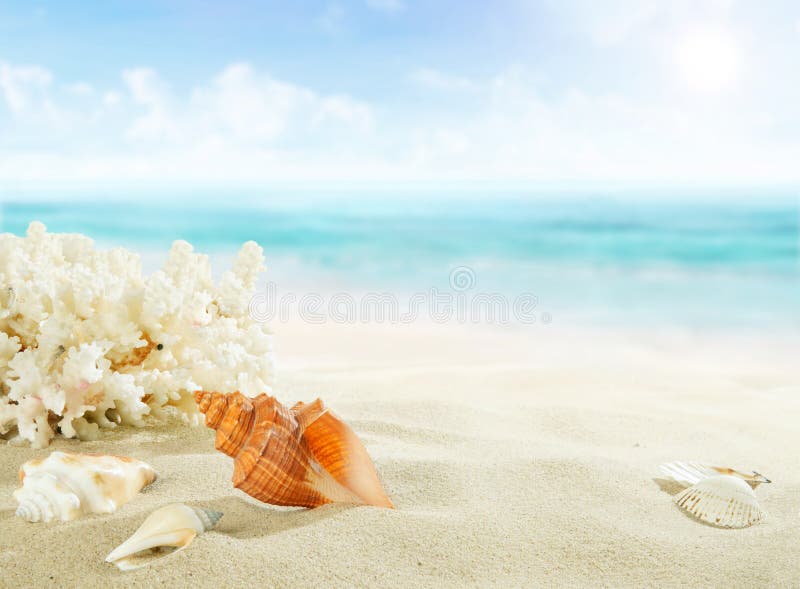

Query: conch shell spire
[195,391,393,509]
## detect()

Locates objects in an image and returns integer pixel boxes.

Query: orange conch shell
[195,391,393,509]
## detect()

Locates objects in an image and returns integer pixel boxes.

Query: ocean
[1,194,798,329]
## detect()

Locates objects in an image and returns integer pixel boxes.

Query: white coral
[0,222,274,447]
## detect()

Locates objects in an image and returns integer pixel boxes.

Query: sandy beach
[1,321,798,588]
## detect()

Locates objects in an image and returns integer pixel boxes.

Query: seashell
[195,391,393,509]
[14,451,157,523]
[673,475,766,528]
[106,503,223,571]
[660,461,771,488]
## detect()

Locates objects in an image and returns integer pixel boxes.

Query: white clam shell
[13,451,157,523]
[106,503,223,571]
[673,475,766,528]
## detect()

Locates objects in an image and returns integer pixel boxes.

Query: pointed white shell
[673,475,766,528]
[13,451,157,523]
[106,503,223,571]
[660,461,770,487]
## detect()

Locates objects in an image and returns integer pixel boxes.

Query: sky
[0,0,799,190]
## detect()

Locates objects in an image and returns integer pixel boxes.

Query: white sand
[1,322,798,587]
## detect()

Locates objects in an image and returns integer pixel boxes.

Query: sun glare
[674,27,742,94]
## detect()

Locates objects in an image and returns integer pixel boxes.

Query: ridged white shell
[13,451,157,523]
[106,503,223,571]
[673,475,766,528]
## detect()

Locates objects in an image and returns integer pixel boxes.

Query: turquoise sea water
[1,195,798,328]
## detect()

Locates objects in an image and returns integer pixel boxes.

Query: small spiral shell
[14,471,83,523]
[13,452,156,523]
[106,503,223,570]
[193,506,223,530]
[15,497,46,523]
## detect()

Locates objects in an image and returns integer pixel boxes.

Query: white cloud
[411,128,471,166]
[190,63,314,141]
[64,82,94,96]
[0,62,52,112]
[0,60,378,184]
[315,95,374,131]
[548,0,734,47]
[123,68,167,106]
[202,62,374,138]
[406,65,800,183]
[365,0,405,14]
[673,26,742,94]
[0,58,798,187]
[120,62,375,145]
[103,91,121,106]
[122,67,177,141]
[567,0,663,46]
[410,68,477,92]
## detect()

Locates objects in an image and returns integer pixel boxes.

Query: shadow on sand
[652,477,685,496]
[194,496,353,539]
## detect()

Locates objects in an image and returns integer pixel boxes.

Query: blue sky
[0,1,799,189]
